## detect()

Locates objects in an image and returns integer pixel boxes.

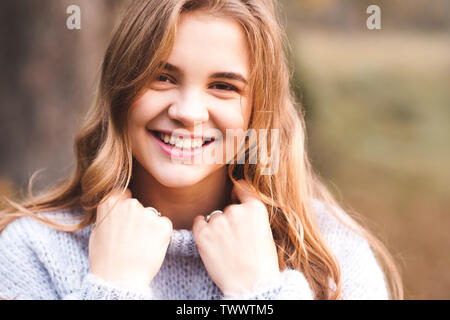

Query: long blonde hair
[0,0,403,299]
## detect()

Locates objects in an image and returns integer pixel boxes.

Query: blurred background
[0,0,448,299]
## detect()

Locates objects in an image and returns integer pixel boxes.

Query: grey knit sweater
[0,200,389,300]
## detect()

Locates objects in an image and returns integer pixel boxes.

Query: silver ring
[145,207,161,217]
[205,210,223,222]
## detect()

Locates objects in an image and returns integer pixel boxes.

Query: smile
[150,130,215,149]
[148,130,216,159]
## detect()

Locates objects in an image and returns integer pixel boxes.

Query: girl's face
[128,11,251,188]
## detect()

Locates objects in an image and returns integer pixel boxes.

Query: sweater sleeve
[311,199,390,300]
[62,273,154,300]
[338,234,389,300]
[221,268,314,300]
[221,239,389,301]
[0,217,153,300]
[222,205,391,300]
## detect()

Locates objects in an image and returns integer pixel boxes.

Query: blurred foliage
[292,29,449,299]
[286,0,450,31]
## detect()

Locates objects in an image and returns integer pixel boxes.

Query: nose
[168,89,209,126]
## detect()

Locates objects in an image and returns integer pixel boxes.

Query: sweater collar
[84,222,200,257]
[167,228,200,257]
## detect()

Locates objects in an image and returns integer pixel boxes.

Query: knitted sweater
[0,199,389,300]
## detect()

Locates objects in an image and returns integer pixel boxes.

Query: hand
[192,180,280,297]
[88,188,173,290]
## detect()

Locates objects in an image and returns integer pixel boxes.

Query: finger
[231,186,239,204]
[109,188,133,204]
[159,216,173,233]
[124,188,132,198]
[143,206,161,217]
[232,179,259,204]
[192,215,208,237]
[97,188,130,221]
[104,188,128,202]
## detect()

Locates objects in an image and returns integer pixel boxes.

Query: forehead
[167,11,249,78]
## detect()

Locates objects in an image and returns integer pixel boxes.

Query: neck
[129,160,233,230]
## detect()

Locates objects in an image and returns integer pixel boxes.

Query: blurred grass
[295,29,450,299]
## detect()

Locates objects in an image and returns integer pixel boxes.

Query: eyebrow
[159,61,248,85]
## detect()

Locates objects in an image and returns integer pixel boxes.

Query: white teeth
[163,135,170,143]
[194,139,202,148]
[157,132,208,149]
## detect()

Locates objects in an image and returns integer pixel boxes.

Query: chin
[148,164,214,188]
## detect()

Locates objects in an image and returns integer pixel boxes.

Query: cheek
[128,90,168,127]
[238,95,252,129]
[212,98,252,132]
[242,100,252,128]
[211,99,252,163]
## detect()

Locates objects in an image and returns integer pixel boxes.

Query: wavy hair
[0,0,403,299]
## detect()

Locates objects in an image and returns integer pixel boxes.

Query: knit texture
[0,199,389,300]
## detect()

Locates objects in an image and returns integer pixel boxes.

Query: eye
[210,83,240,93]
[157,74,176,84]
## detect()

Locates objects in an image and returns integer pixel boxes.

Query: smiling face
[127,11,252,188]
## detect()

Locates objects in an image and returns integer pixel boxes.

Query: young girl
[0,0,403,300]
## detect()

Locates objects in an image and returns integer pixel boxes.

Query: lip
[149,130,216,159]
